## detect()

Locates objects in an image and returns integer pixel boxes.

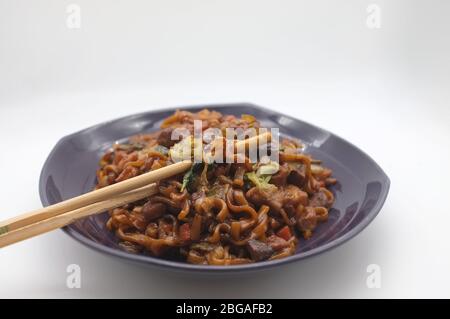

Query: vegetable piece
[245,172,275,190]
[245,160,280,190]
[153,145,169,156]
[179,223,191,242]
[181,163,204,192]
[257,161,280,176]
[276,226,292,241]
[169,136,193,162]
[241,114,256,123]
[181,171,192,192]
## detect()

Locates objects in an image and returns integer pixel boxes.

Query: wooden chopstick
[0,160,192,235]
[0,184,158,248]
[0,131,272,248]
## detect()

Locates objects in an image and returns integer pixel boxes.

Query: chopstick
[0,160,192,234]
[0,131,272,248]
[0,184,158,248]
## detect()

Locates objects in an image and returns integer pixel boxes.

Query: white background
[0,0,449,298]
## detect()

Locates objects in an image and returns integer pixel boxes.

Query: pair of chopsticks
[0,132,271,248]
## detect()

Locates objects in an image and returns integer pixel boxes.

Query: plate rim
[39,102,390,273]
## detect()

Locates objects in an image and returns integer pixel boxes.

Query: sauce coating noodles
[97,109,337,264]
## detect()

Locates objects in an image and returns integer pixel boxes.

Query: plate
[39,103,390,272]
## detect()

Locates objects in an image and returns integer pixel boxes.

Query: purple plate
[39,103,390,272]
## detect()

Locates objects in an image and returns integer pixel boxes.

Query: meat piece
[266,235,289,251]
[309,188,333,208]
[245,187,269,207]
[288,163,306,187]
[157,127,179,148]
[142,202,166,221]
[211,164,229,179]
[270,163,290,186]
[280,185,308,208]
[145,223,159,238]
[296,206,318,239]
[246,185,308,214]
[246,239,274,261]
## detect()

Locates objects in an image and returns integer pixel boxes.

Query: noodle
[96,109,337,265]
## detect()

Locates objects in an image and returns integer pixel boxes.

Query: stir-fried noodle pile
[96,109,336,265]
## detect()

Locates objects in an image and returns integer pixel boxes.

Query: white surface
[0,0,449,298]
